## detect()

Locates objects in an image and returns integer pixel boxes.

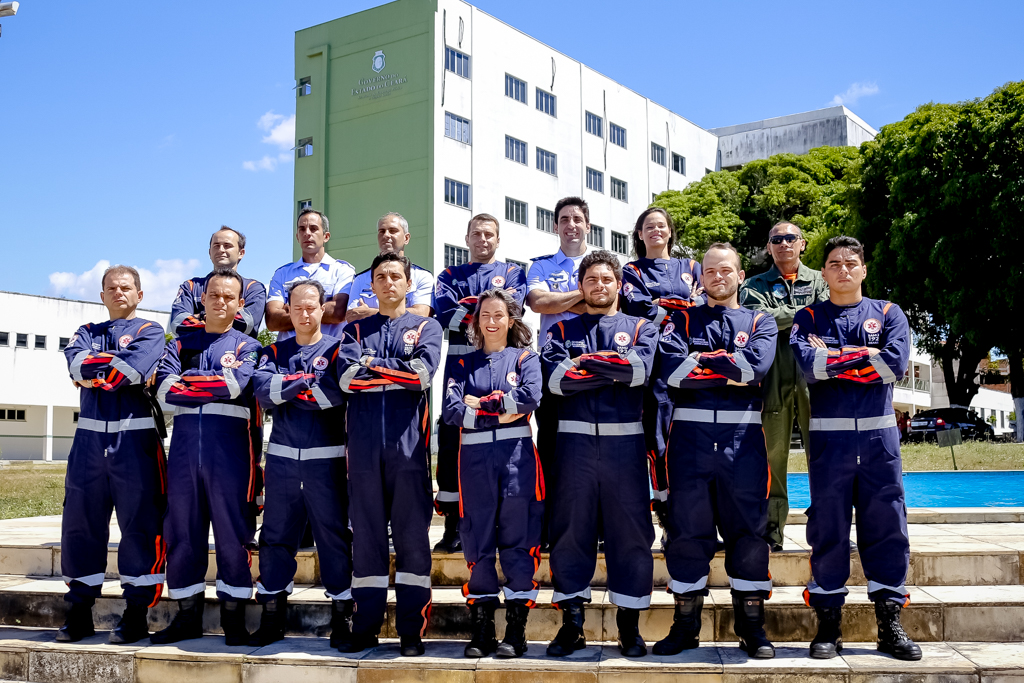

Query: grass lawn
[788,440,1024,473]
[0,462,66,520]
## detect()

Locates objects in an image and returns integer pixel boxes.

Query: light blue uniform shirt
[347,263,434,312]
[527,249,586,342]
[268,252,355,340]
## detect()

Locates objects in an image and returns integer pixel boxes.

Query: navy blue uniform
[541,313,657,609]
[338,313,442,638]
[442,347,543,605]
[156,329,262,601]
[658,305,777,598]
[433,262,528,512]
[170,274,267,339]
[62,318,167,607]
[791,298,911,607]
[252,336,351,602]
[621,258,703,498]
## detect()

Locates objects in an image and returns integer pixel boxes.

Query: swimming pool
[787,470,1024,508]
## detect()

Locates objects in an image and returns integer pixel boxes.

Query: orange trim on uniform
[556,321,565,338]
[137,322,153,333]
[752,312,764,333]
[882,302,893,315]
[419,601,432,638]
[533,444,546,501]
[632,319,646,344]
[682,310,691,337]
[354,324,361,343]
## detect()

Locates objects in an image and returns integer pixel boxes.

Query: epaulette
[530,253,556,262]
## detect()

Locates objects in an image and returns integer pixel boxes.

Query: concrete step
[1,626,1022,683]
[2,576,1024,644]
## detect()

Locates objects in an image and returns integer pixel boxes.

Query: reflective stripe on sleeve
[869,354,898,383]
[69,350,91,382]
[269,375,286,405]
[157,374,180,404]
[446,344,475,356]
[501,393,518,415]
[667,355,700,388]
[733,353,754,385]
[449,307,468,332]
[223,367,241,399]
[548,358,573,396]
[109,357,143,385]
[463,407,477,430]
[310,384,335,409]
[626,349,645,387]
[813,347,829,380]
[409,359,431,389]
[339,363,361,393]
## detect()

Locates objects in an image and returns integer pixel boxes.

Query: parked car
[909,407,995,442]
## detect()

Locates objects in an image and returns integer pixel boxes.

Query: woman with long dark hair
[621,207,703,531]
[442,288,544,659]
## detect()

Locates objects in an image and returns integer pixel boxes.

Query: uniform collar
[297,252,336,273]
[766,261,815,283]
[555,248,586,267]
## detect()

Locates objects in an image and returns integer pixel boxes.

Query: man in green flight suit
[740,221,829,552]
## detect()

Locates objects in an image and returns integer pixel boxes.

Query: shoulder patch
[530,253,556,262]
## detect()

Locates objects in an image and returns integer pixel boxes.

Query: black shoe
[329,599,355,651]
[56,599,95,642]
[464,601,498,658]
[151,595,205,644]
[546,601,586,657]
[770,543,784,553]
[810,606,843,659]
[732,595,775,659]
[249,594,287,646]
[337,632,378,653]
[109,603,149,644]
[615,607,647,657]
[652,594,703,655]
[433,515,462,553]
[875,600,922,661]
[400,634,425,656]
[221,600,250,646]
[496,601,530,658]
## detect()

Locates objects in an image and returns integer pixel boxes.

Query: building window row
[586,167,604,193]
[505,74,527,104]
[536,148,557,176]
[610,177,628,202]
[609,123,626,148]
[297,77,311,97]
[537,207,555,234]
[505,135,528,165]
[0,409,26,422]
[585,111,603,138]
[651,142,666,166]
[445,47,471,79]
[673,153,686,175]
[506,197,528,226]
[297,137,313,158]
[444,244,469,268]
[445,112,471,144]
[298,199,313,213]
[444,178,471,209]
[611,231,629,255]
[588,225,605,248]
[0,332,57,350]
[535,88,557,118]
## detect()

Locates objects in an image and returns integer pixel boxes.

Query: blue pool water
[788,471,1024,508]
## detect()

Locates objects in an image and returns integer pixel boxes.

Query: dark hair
[704,242,742,268]
[298,207,329,234]
[370,251,411,281]
[822,235,865,265]
[469,289,533,350]
[208,268,244,297]
[287,279,326,305]
[631,207,675,258]
[578,249,622,283]
[101,265,141,291]
[467,213,500,236]
[210,225,246,250]
[554,196,589,225]
[769,220,802,238]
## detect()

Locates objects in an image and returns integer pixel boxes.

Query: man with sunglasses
[739,222,828,552]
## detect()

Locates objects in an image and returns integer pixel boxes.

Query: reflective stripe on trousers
[671,408,762,425]
[557,420,643,436]
[809,414,897,432]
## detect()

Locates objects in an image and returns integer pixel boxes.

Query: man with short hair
[250,280,353,649]
[432,213,528,552]
[654,243,778,660]
[58,266,167,644]
[541,250,657,659]
[791,236,920,661]
[338,252,442,657]
[740,221,829,551]
[153,269,263,646]
[170,226,267,338]
[267,208,356,340]
[345,212,434,322]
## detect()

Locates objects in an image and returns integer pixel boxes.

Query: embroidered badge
[492,276,506,287]
[734,331,750,348]
[614,332,631,347]
[312,356,328,371]
[506,372,519,386]
[118,334,133,348]
[863,318,882,334]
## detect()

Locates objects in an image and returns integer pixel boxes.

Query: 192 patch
[220,352,243,369]
[614,332,631,347]
[118,334,133,348]
[662,322,675,340]
[402,330,420,346]
[258,354,269,368]
[506,372,519,386]
[681,273,693,286]
[312,356,329,371]
[622,282,634,296]
[863,318,882,334]
[734,331,750,348]
[491,276,506,287]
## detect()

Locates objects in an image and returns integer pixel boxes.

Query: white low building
[0,291,170,461]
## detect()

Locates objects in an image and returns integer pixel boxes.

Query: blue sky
[1,0,1021,310]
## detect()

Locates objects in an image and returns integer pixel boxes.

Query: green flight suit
[739,263,829,548]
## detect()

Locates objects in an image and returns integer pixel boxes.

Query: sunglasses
[769,234,801,245]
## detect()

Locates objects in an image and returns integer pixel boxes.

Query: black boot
[330,599,355,651]
[400,634,425,656]
[875,600,922,661]
[809,606,843,659]
[56,599,95,642]
[221,600,250,646]
[615,607,647,657]
[732,595,775,659]
[433,515,462,553]
[151,595,204,644]
[338,631,379,654]
[496,601,530,658]
[109,603,149,644]
[464,600,498,657]
[546,601,586,657]
[652,594,703,655]
[249,595,287,646]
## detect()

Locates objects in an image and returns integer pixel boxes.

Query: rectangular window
[297,76,311,97]
[611,177,628,202]
[609,123,626,148]
[1,409,26,421]
[297,137,313,158]
[298,199,312,213]
[508,259,528,272]
[588,225,605,248]
[444,178,471,209]
[585,111,603,138]
[34,335,46,350]
[0,331,7,346]
[535,88,557,117]
[611,231,629,255]
[444,244,469,268]
[58,337,70,351]
[505,135,527,165]
[505,197,528,226]
[16,333,28,349]
[672,153,686,175]
[586,167,604,193]
[537,207,555,233]
[505,74,527,104]
[651,142,666,166]
[445,112,471,144]
[536,147,557,176]
[445,47,471,78]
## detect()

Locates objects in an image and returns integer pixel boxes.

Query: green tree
[652,172,748,261]
[257,328,277,347]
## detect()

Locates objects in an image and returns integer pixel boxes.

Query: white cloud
[830,82,880,107]
[49,258,202,311]
[243,110,296,171]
